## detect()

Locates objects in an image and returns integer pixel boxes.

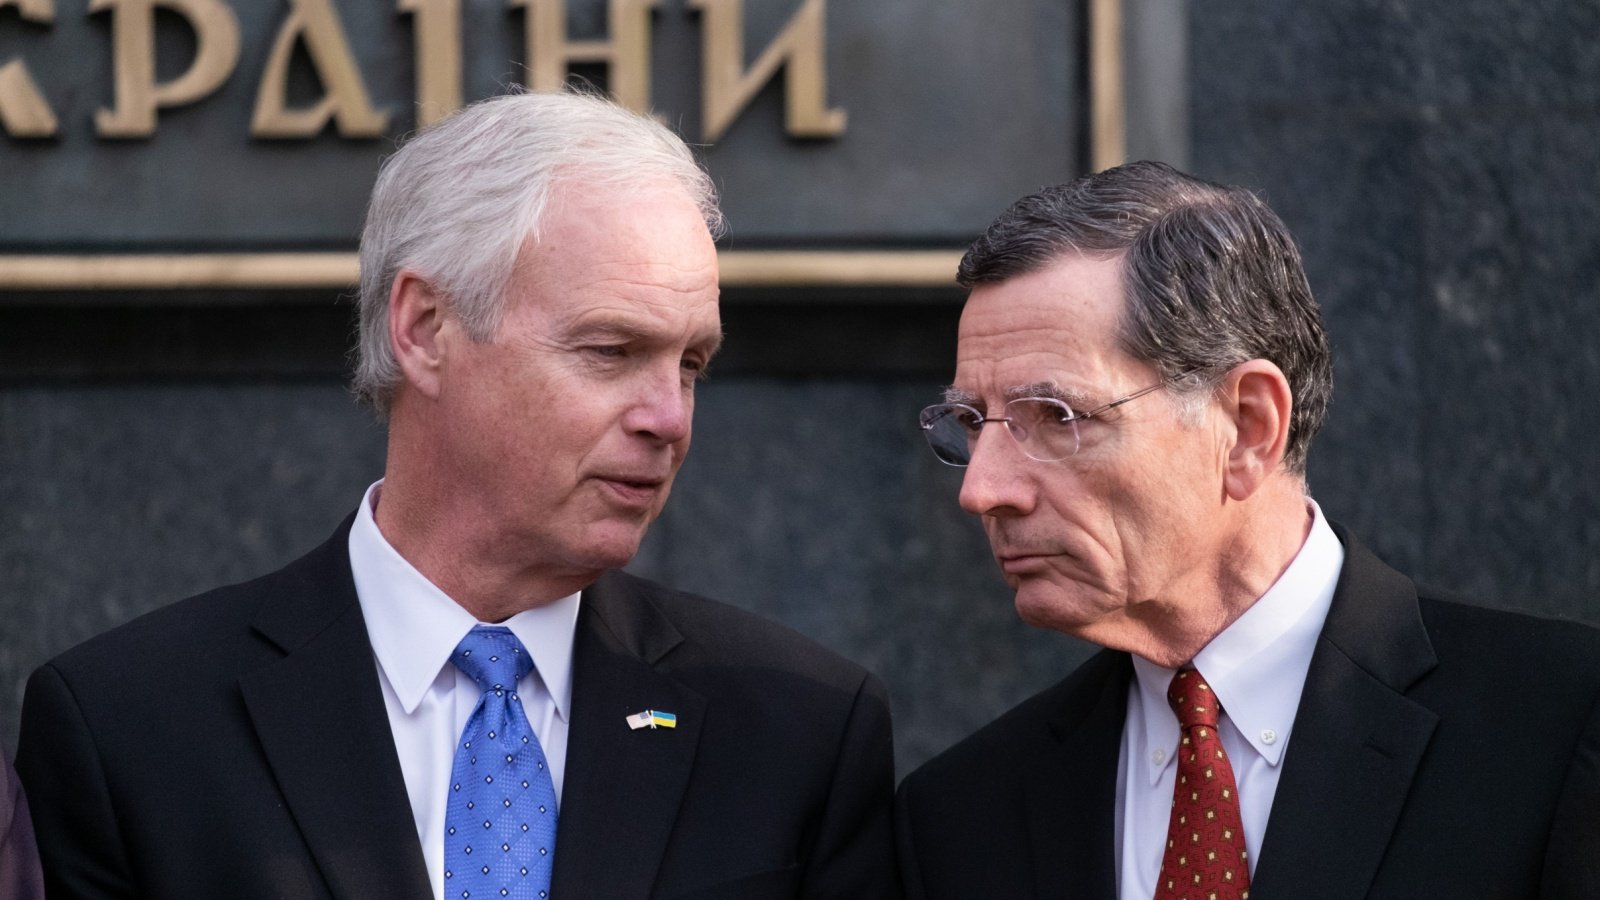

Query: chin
[569,524,650,571]
[1012,582,1109,638]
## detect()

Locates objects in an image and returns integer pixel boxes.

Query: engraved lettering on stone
[0,0,58,136]
[399,0,460,126]
[92,0,240,137]
[252,0,388,138]
[511,0,658,113]
[689,0,844,141]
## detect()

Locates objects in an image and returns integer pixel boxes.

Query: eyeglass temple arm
[1075,369,1203,421]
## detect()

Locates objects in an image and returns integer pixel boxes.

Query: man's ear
[389,269,449,399]
[1220,359,1294,502]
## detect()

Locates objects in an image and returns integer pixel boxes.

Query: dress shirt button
[1261,728,1277,745]
[1151,748,1166,765]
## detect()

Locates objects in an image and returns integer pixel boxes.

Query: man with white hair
[19,92,898,900]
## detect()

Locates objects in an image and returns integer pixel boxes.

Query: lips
[994,552,1048,573]
[593,473,669,507]
[992,542,1065,576]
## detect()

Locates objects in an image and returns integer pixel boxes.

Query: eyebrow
[942,381,1095,408]
[1012,381,1099,407]
[1004,381,1059,401]
[698,328,726,360]
[566,317,724,357]
[566,318,653,342]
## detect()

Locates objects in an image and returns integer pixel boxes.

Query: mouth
[995,550,1054,576]
[594,474,668,507]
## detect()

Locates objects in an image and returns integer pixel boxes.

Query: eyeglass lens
[919,398,1081,466]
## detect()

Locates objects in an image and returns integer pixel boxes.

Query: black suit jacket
[895,527,1600,898]
[2,752,44,900]
[18,518,898,899]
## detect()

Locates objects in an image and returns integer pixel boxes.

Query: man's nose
[957,422,1036,518]
[623,367,693,444]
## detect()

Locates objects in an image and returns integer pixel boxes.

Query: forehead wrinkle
[590,271,719,296]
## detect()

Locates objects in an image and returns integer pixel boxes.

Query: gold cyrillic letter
[91,0,240,138]
[691,0,844,142]
[399,0,459,127]
[252,0,388,138]
[511,0,658,114]
[0,0,57,138]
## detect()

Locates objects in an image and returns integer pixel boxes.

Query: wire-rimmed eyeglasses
[918,372,1197,466]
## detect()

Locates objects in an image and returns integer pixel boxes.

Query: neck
[376,410,596,623]
[1116,478,1314,668]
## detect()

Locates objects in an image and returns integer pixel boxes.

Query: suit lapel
[239,521,433,900]
[550,571,706,897]
[1028,650,1130,900]
[1251,527,1439,899]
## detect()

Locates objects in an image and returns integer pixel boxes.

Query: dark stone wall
[1191,1,1600,624]
[4,1,1598,778]
[0,385,389,741]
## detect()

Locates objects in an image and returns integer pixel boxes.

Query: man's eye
[954,408,984,430]
[1044,406,1075,426]
[1037,415,1077,433]
[586,345,627,359]
[681,358,710,381]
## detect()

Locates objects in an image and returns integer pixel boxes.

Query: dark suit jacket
[2,752,44,900]
[895,526,1600,898]
[18,518,898,899]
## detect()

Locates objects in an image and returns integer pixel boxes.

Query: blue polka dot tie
[444,626,558,900]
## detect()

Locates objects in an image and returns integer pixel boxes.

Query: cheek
[1039,468,1111,536]
[565,395,636,445]
[675,392,696,444]
[1111,477,1213,582]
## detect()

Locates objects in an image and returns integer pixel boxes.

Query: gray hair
[957,161,1332,475]
[354,90,725,413]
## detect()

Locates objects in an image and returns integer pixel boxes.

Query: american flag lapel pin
[626,709,678,730]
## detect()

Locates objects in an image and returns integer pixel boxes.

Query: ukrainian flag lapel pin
[626,709,678,731]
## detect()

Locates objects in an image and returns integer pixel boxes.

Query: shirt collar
[1131,500,1343,783]
[347,481,581,721]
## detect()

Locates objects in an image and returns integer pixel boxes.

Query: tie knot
[451,625,534,694]
[1166,667,1222,729]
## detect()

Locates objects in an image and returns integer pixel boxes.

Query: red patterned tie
[1154,668,1251,900]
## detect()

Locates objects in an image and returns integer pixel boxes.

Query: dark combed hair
[958,161,1332,475]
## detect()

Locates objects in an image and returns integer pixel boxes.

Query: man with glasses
[896,161,1600,898]
[18,92,898,899]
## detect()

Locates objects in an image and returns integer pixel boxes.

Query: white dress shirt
[347,482,581,900]
[1115,501,1344,900]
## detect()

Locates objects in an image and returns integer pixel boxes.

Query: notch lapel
[550,571,707,897]
[1250,528,1439,899]
[239,524,433,900]
[1029,650,1131,900]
